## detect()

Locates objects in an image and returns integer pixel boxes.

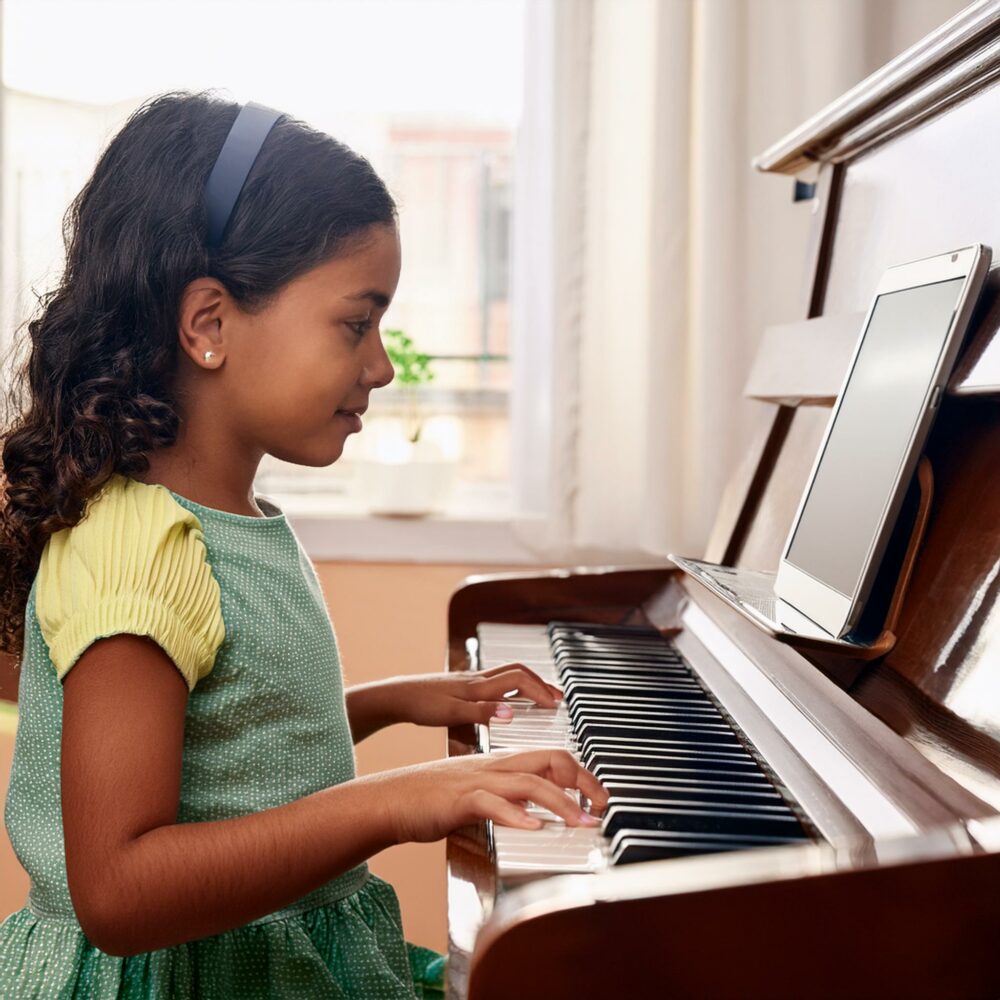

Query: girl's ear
[177,279,226,369]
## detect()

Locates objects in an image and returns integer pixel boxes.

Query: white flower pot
[356,454,457,517]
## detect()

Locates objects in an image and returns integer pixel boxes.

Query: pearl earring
[204,351,216,362]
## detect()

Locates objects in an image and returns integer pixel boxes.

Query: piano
[444,5,1000,998]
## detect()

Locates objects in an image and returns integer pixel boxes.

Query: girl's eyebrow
[343,289,390,308]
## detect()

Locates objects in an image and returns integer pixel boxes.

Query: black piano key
[581,735,757,762]
[609,830,807,865]
[561,666,693,682]
[554,644,677,659]
[560,667,697,680]
[569,698,719,716]
[573,709,726,727]
[514,619,819,866]
[551,627,667,639]
[559,660,695,675]
[603,803,809,840]
[585,752,764,782]
[580,741,751,763]
[564,679,701,692]
[566,688,709,706]
[594,765,775,789]
[561,656,683,669]
[562,660,682,675]
[569,698,725,716]
[606,787,793,812]
[556,646,679,658]
[552,636,665,649]
[569,705,725,725]
[611,839,737,864]
[604,780,784,803]
[567,692,719,709]
[568,697,723,719]
[571,709,732,732]
[548,622,661,637]
[553,639,665,654]
[564,681,715,702]
[578,722,744,747]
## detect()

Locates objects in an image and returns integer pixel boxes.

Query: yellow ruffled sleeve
[35,473,226,692]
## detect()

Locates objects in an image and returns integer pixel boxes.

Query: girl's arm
[344,679,400,743]
[346,667,564,742]
[62,634,401,957]
[62,634,603,958]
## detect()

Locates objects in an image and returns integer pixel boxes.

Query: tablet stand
[775,454,934,662]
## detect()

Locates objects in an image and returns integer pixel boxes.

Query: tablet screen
[786,276,965,597]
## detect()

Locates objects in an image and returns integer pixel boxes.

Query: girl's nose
[363,335,396,390]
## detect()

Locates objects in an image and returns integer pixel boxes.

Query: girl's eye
[348,319,373,337]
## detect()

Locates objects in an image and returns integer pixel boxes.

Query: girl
[0,90,608,999]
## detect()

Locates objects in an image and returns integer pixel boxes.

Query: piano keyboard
[476,620,815,877]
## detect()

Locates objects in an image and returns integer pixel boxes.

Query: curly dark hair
[0,88,398,663]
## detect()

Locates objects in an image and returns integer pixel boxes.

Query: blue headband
[204,101,285,249]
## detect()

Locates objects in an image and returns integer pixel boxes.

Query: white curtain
[509,0,968,565]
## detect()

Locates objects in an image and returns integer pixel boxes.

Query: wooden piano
[444,5,1000,998]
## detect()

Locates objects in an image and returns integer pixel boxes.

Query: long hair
[0,89,398,661]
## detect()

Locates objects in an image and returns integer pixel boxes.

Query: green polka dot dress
[0,474,446,998]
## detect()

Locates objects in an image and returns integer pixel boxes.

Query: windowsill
[263,480,543,565]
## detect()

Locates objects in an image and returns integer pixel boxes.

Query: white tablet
[774,244,991,639]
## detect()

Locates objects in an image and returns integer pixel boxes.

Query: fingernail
[493,704,514,719]
[579,811,601,825]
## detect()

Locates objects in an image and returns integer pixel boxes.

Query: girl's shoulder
[35,473,225,691]
[73,471,205,535]
[39,473,210,575]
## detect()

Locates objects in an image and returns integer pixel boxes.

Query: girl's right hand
[378,749,610,845]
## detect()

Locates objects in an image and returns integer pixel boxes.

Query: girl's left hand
[385,663,564,728]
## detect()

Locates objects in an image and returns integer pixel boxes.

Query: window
[1,0,525,512]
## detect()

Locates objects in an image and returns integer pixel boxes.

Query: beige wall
[0,701,29,919]
[0,559,531,955]
[316,559,523,954]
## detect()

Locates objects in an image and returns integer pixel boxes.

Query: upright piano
[444,5,1000,998]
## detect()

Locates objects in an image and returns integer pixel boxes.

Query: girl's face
[190,222,402,468]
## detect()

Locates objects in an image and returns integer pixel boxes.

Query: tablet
[774,244,991,638]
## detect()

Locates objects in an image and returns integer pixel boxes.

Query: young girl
[0,90,608,999]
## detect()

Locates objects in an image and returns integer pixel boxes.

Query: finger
[481,701,514,724]
[477,662,563,699]
[474,668,561,708]
[541,753,609,811]
[487,748,609,810]
[466,788,543,830]
[478,661,535,677]
[445,698,517,726]
[490,772,601,828]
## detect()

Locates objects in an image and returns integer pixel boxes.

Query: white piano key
[476,622,607,876]
[491,823,608,874]
[524,791,582,820]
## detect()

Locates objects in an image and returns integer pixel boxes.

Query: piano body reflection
[445,6,1000,998]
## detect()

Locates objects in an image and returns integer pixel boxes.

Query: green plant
[382,328,436,443]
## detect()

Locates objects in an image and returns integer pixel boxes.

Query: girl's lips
[335,410,363,432]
